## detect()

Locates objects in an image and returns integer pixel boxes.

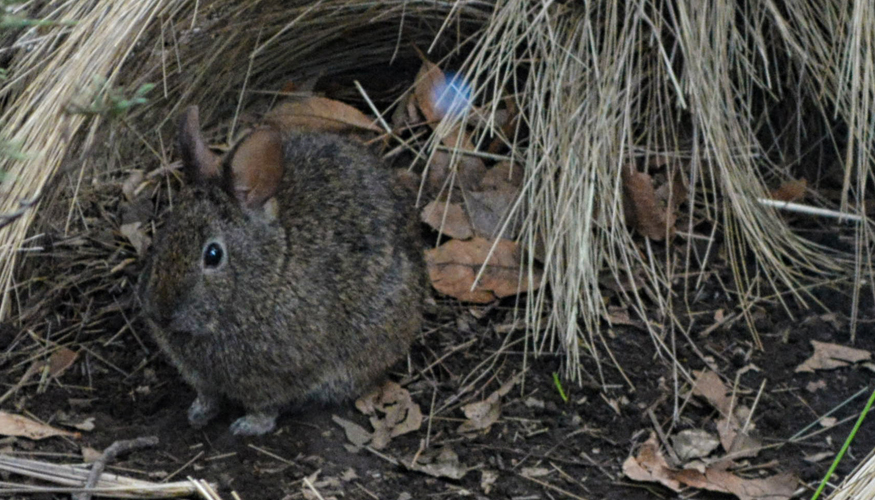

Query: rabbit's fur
[139,106,425,435]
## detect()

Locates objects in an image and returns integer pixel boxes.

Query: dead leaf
[672,429,721,461]
[795,340,871,373]
[467,187,522,239]
[622,164,676,240]
[425,237,542,303]
[119,222,151,257]
[481,162,523,189]
[265,97,381,134]
[770,179,807,202]
[408,446,468,480]
[425,150,486,193]
[332,415,371,449]
[48,348,78,378]
[344,381,423,450]
[0,412,79,440]
[421,200,474,240]
[691,370,731,415]
[412,59,446,124]
[624,434,796,500]
[691,371,761,458]
[806,380,827,392]
[457,375,519,435]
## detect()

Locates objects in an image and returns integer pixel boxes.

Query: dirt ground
[3,260,875,500]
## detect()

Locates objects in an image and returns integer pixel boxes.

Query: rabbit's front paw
[229,412,277,436]
[188,394,220,428]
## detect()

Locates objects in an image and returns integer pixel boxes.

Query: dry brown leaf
[412,59,446,124]
[425,150,486,193]
[467,185,522,240]
[421,200,474,240]
[795,340,871,373]
[352,381,422,450]
[48,347,78,378]
[691,370,731,415]
[672,429,721,461]
[425,237,542,303]
[408,446,468,480]
[481,162,523,189]
[691,371,761,458]
[622,164,676,240]
[770,179,807,202]
[624,434,796,500]
[0,411,79,440]
[265,97,381,134]
[332,415,371,449]
[457,375,518,435]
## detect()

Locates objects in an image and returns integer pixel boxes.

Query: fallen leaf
[672,429,721,461]
[691,371,761,458]
[624,433,796,500]
[412,59,446,124]
[425,237,542,303]
[481,162,523,189]
[622,164,676,240]
[770,178,807,202]
[119,222,151,257]
[48,348,78,378]
[457,375,519,435]
[819,417,837,428]
[265,97,381,134]
[0,412,79,440]
[332,415,371,449]
[806,380,827,392]
[408,446,468,480]
[425,150,486,193]
[691,370,731,415]
[467,187,522,239]
[349,381,422,450]
[795,340,871,373]
[69,417,96,432]
[421,200,474,240]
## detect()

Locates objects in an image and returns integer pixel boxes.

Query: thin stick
[73,436,158,500]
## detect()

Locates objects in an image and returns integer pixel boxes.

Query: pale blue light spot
[432,71,473,119]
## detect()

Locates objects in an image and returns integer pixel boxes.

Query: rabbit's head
[140,107,286,337]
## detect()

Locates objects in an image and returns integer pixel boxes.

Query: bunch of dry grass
[450,0,872,383]
[0,0,871,389]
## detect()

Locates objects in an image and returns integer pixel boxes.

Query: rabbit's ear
[178,106,221,182]
[227,126,284,210]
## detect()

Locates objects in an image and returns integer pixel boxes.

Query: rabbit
[139,106,426,436]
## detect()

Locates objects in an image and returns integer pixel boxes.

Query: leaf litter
[624,434,797,500]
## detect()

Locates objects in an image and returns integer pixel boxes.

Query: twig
[74,436,158,500]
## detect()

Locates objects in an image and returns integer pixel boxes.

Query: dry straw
[0,0,872,383]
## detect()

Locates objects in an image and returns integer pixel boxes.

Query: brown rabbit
[139,106,425,435]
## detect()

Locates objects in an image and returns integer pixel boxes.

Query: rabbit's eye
[203,242,224,268]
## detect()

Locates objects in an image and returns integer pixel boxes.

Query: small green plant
[69,77,156,120]
[810,387,875,500]
[553,372,569,403]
